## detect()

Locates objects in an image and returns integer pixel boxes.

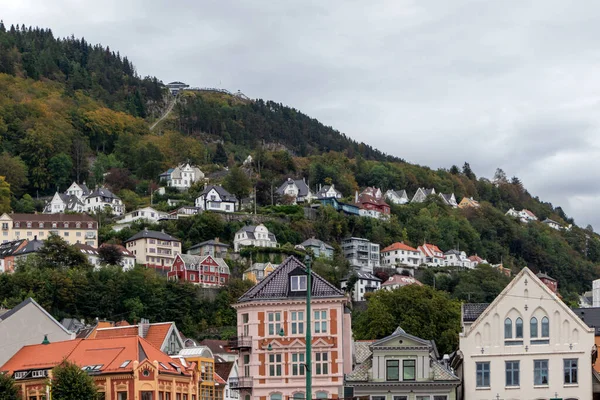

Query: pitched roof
[462,303,490,322]
[418,243,444,257]
[0,298,73,335]
[341,271,381,281]
[523,209,536,218]
[276,178,311,197]
[572,308,600,335]
[468,255,485,263]
[386,189,408,198]
[381,242,418,253]
[0,239,26,257]
[13,239,44,256]
[234,225,276,242]
[199,185,237,202]
[353,340,374,364]
[189,239,230,250]
[542,218,560,225]
[94,322,176,350]
[214,361,234,381]
[0,337,190,376]
[176,254,231,275]
[75,243,99,255]
[198,339,235,355]
[87,187,119,199]
[126,228,180,243]
[237,256,345,303]
[299,238,334,250]
[316,185,342,198]
[536,272,556,281]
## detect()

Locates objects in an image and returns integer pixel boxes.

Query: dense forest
[0,22,599,347]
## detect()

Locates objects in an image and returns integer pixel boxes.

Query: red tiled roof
[214,372,227,385]
[468,255,484,263]
[94,322,174,350]
[381,242,418,253]
[95,326,138,339]
[1,337,189,376]
[418,243,444,257]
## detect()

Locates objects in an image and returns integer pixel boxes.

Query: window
[291,311,304,335]
[541,316,549,337]
[403,359,416,381]
[291,275,307,291]
[534,359,548,385]
[270,395,282,400]
[515,317,523,338]
[269,353,282,376]
[141,393,154,400]
[476,362,490,387]
[530,317,538,338]
[504,318,512,339]
[505,361,520,387]
[433,397,448,400]
[314,310,327,333]
[372,397,386,400]
[393,397,408,400]
[315,352,328,375]
[117,393,127,400]
[292,353,305,376]
[564,359,578,384]
[386,360,399,381]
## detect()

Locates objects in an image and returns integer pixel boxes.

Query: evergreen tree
[98,244,124,266]
[51,361,97,400]
[223,166,251,208]
[213,143,228,165]
[462,162,476,180]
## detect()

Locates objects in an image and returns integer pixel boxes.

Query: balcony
[229,376,253,390]
[228,335,252,351]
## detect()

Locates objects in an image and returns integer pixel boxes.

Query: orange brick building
[0,337,199,400]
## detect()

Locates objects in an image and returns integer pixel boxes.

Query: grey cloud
[2,0,600,227]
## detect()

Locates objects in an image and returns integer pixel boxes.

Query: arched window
[541,317,549,337]
[270,394,282,400]
[504,318,512,339]
[293,393,305,400]
[316,392,328,399]
[530,317,538,338]
[515,317,523,338]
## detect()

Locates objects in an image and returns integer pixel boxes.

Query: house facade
[168,254,230,287]
[299,238,335,259]
[215,360,239,400]
[380,242,422,269]
[542,218,562,230]
[196,185,238,213]
[341,237,380,273]
[0,297,76,367]
[355,187,390,220]
[345,327,460,400]
[384,189,409,205]
[233,224,277,252]
[83,187,125,215]
[173,346,216,400]
[0,213,98,247]
[275,178,314,204]
[188,238,230,258]
[506,208,538,223]
[411,188,436,203]
[316,184,343,200]
[114,207,168,229]
[381,275,423,291]
[160,163,205,190]
[75,243,101,268]
[243,262,278,284]
[458,197,480,209]
[229,256,352,400]
[340,271,381,302]
[0,336,198,400]
[417,243,445,267]
[124,228,182,271]
[457,268,594,400]
[439,193,458,208]
[444,250,473,268]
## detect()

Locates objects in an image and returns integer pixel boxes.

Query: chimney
[138,318,150,338]
[215,237,220,243]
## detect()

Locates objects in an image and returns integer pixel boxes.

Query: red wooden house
[168,254,230,288]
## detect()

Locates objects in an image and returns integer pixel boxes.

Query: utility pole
[304,254,312,400]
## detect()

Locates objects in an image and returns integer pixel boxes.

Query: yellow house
[173,346,215,400]
[458,197,480,209]
[242,262,277,283]
[0,213,98,247]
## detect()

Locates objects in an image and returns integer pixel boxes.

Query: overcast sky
[2,0,599,228]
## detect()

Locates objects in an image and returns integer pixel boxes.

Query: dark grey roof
[573,308,600,335]
[462,303,490,322]
[189,239,230,250]
[13,239,44,256]
[88,187,119,199]
[543,218,560,225]
[444,249,461,256]
[440,193,455,204]
[126,229,180,242]
[235,225,276,242]
[341,271,381,281]
[0,239,26,257]
[300,238,334,250]
[276,178,310,197]
[199,185,237,202]
[316,185,342,198]
[0,298,36,321]
[536,272,556,281]
[237,256,345,302]
[424,188,435,195]
[61,318,85,333]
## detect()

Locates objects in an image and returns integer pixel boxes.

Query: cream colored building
[458,267,594,400]
[125,228,181,272]
[0,213,98,247]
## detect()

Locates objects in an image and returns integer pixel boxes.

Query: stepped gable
[237,256,344,302]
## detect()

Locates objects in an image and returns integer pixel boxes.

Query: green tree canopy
[51,361,97,400]
[223,166,251,208]
[0,372,19,400]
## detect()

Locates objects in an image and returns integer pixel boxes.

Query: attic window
[120,360,131,368]
[290,275,307,291]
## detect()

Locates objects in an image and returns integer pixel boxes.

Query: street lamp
[304,254,313,400]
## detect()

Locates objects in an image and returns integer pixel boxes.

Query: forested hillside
[0,21,599,316]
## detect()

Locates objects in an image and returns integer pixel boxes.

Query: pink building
[229,256,352,400]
